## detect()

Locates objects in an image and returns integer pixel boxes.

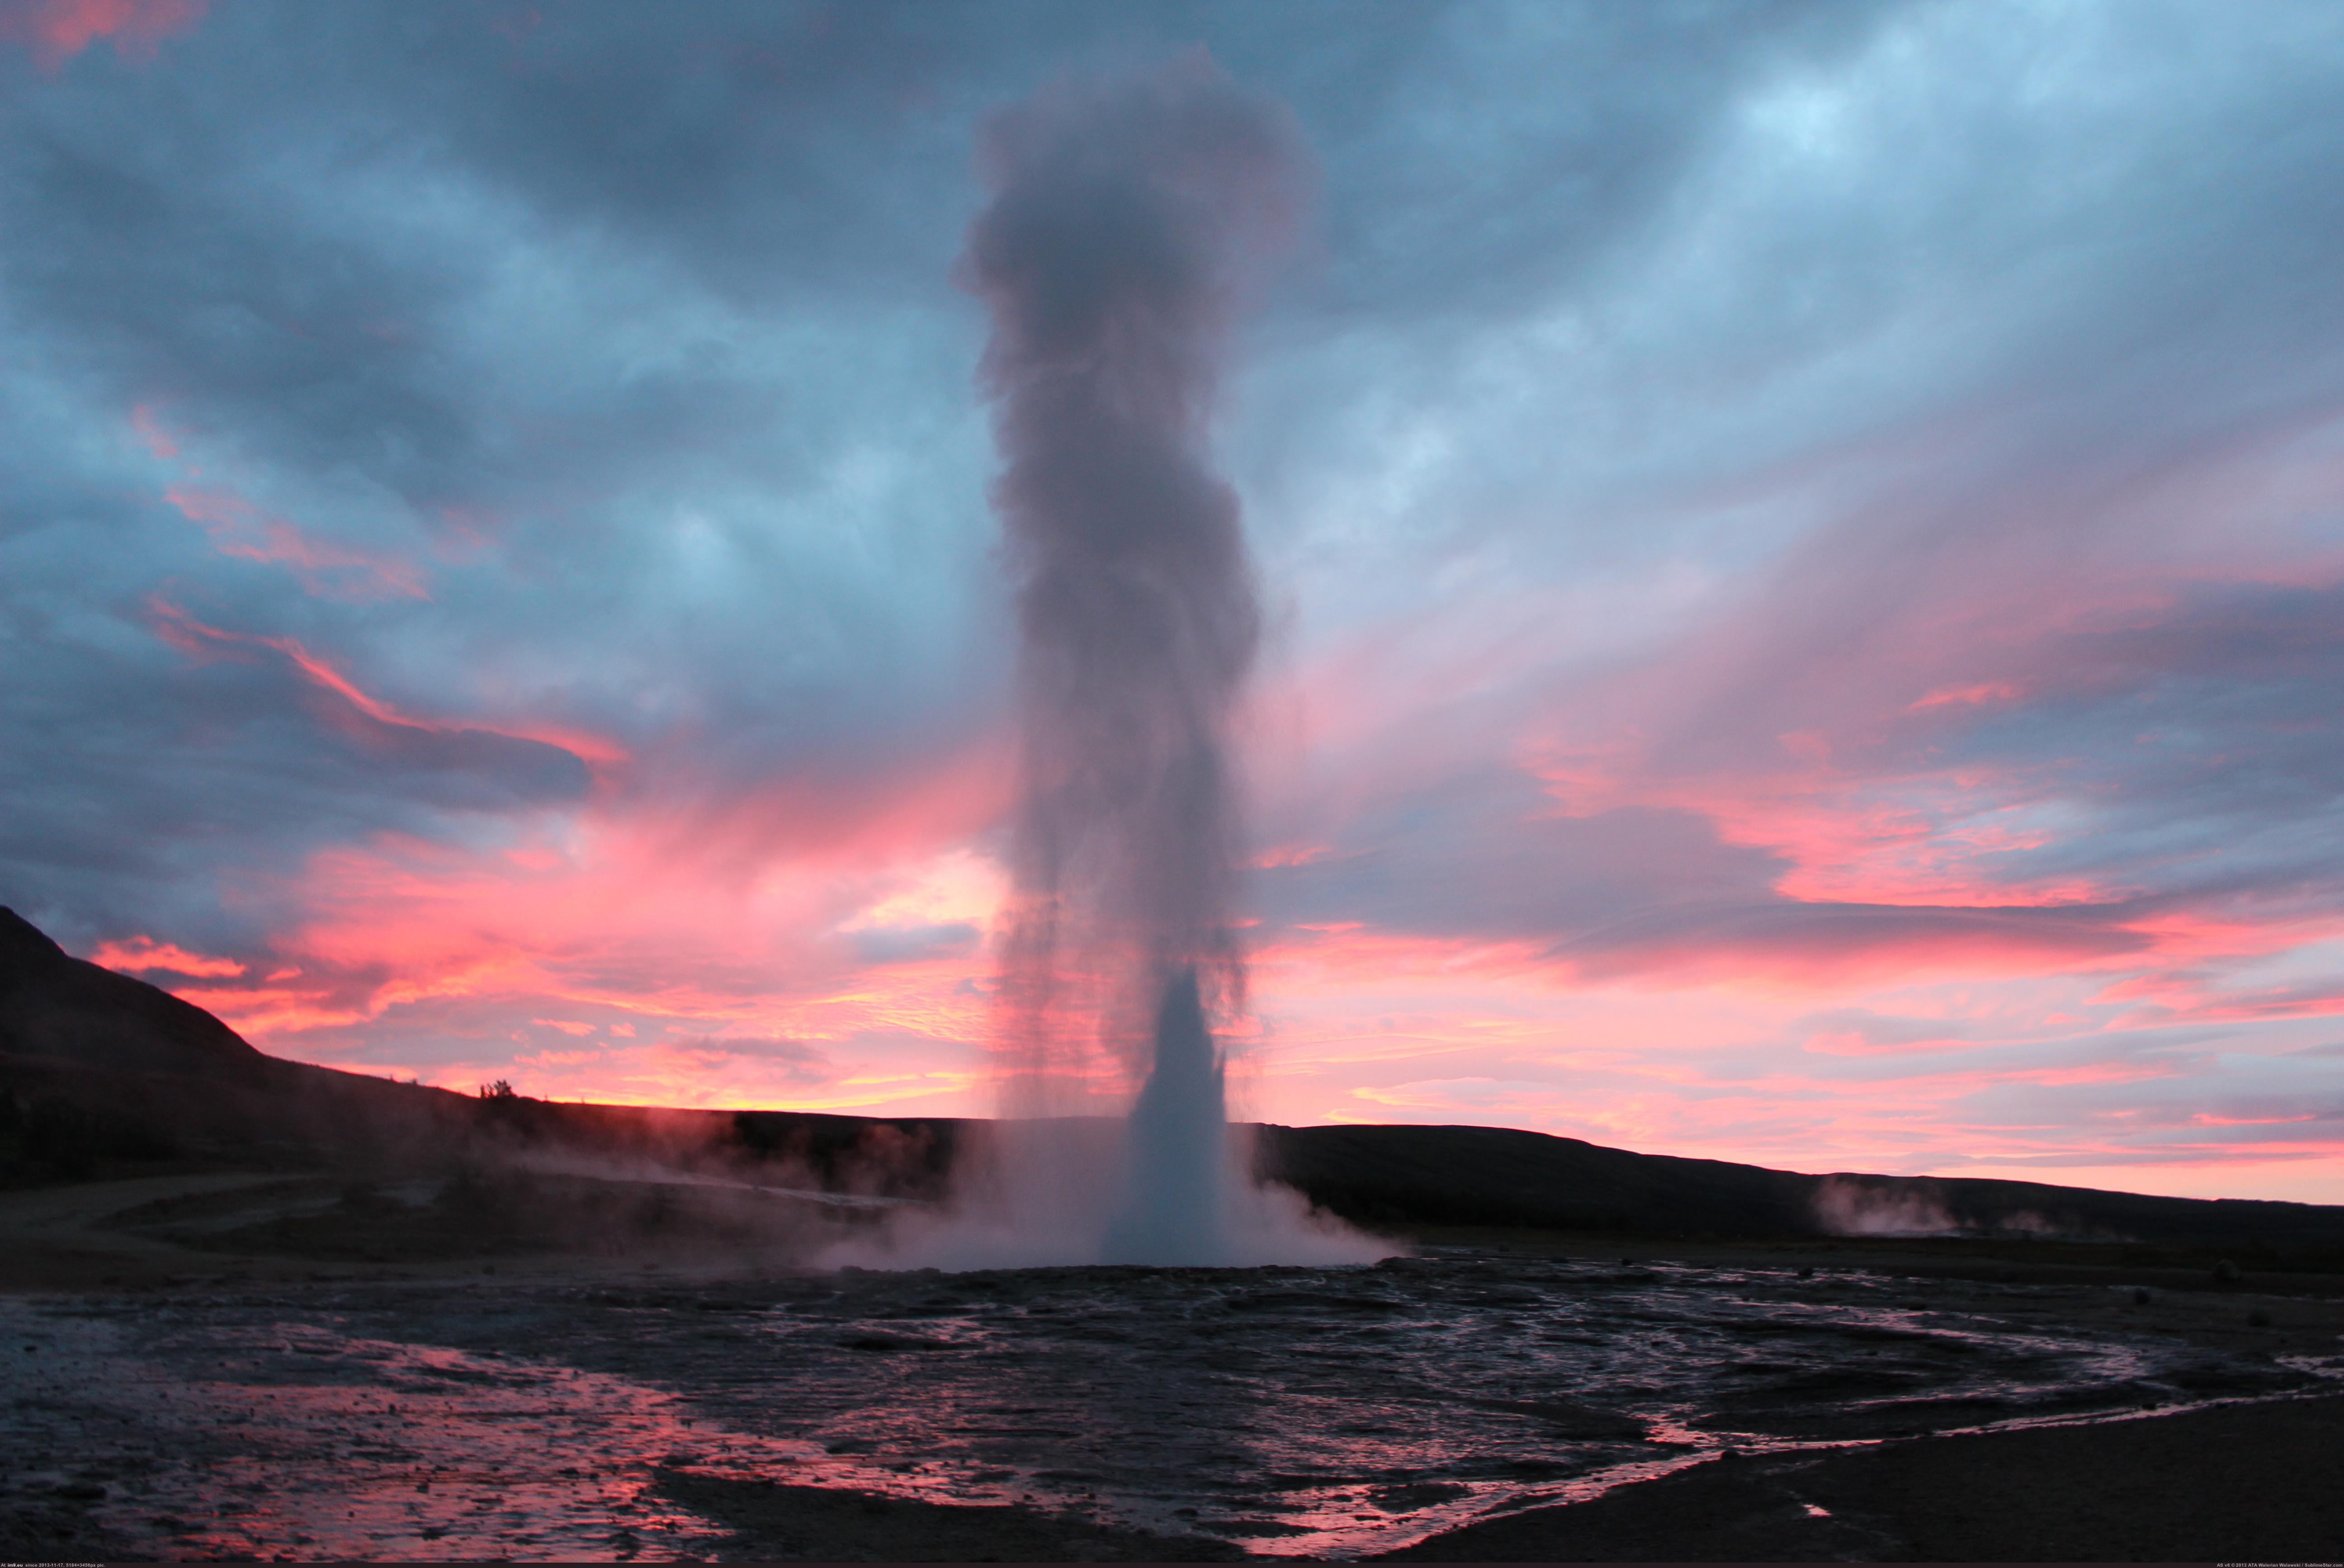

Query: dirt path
[0,1171,300,1289]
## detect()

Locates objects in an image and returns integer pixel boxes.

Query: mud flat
[1383,1391,2344,1561]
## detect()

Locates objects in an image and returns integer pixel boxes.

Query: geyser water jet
[875,55,1381,1270]
[1105,966,1225,1264]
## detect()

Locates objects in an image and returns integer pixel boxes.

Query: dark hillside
[0,907,964,1194]
[1257,1123,2344,1253]
[1810,1168,2344,1252]
[1254,1122,1818,1235]
[0,907,265,1076]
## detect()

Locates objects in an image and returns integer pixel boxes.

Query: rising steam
[869,57,1376,1268]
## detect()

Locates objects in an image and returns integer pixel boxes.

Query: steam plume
[960,56,1301,1264]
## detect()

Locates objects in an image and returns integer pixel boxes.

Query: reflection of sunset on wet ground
[9,1255,2338,1560]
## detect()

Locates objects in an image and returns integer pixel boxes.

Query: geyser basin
[13,1252,2336,1561]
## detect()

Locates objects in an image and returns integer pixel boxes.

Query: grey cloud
[1645,572,2344,934]
[0,3,1030,943]
[850,922,978,965]
[1256,762,2164,978]
[1257,767,1785,943]
[1238,0,2344,638]
[1552,898,2149,979]
[0,593,591,954]
[1791,1008,1982,1053]
[668,1034,832,1072]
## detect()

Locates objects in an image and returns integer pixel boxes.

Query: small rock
[2212,1259,2242,1284]
[2132,1287,2153,1305]
[2247,1309,2273,1327]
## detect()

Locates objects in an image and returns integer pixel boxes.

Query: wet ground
[6,1242,2340,1561]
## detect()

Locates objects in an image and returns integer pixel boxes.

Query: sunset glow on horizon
[10,1,2344,1203]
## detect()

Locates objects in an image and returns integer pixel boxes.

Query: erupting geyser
[906,55,1375,1268]
[1108,966,1225,1263]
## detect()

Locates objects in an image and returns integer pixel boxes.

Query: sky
[7,0,2344,1203]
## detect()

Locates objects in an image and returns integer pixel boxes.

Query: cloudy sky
[8,0,2344,1202]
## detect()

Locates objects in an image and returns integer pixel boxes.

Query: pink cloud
[129,402,181,460]
[2094,966,2344,1025]
[100,402,2344,1190]
[1907,680,2028,713]
[164,740,1009,1088]
[86,935,244,978]
[163,484,429,602]
[146,597,630,775]
[1495,407,2344,946]
[119,713,1012,1112]
[0,0,203,71]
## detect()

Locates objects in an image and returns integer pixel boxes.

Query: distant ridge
[1255,1122,2344,1252]
[5,908,2344,1254]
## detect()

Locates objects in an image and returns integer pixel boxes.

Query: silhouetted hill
[1255,1123,2344,1252]
[1253,1122,1818,1234]
[0,907,266,1076]
[0,907,967,1193]
[6,908,2344,1255]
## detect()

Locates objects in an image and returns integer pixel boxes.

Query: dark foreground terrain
[1383,1391,2344,1562]
[3,1192,2340,1561]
